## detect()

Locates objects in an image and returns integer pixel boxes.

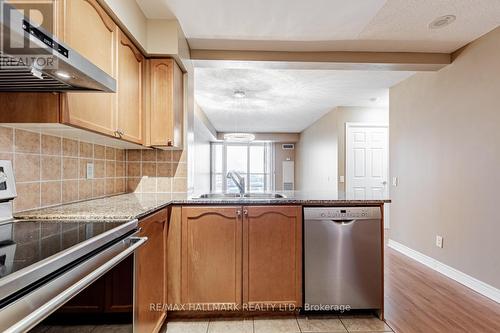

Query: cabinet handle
[115,129,124,138]
[237,210,242,217]
[167,139,173,146]
[243,209,248,216]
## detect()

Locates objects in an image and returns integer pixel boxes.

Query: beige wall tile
[63,157,78,180]
[94,160,105,179]
[79,179,92,200]
[157,150,171,162]
[93,179,105,197]
[142,162,156,177]
[127,150,141,161]
[79,142,93,158]
[0,127,13,152]
[142,150,156,161]
[94,145,105,160]
[140,177,157,193]
[41,156,61,180]
[15,129,40,153]
[157,163,172,177]
[41,181,62,206]
[106,160,116,178]
[157,177,171,193]
[115,178,125,193]
[173,162,187,178]
[172,150,186,163]
[41,135,61,155]
[62,138,78,157]
[105,147,115,160]
[62,180,78,203]
[127,178,141,192]
[116,162,125,177]
[172,177,187,193]
[14,183,41,212]
[116,149,125,161]
[127,162,141,177]
[105,178,115,195]
[79,159,92,179]
[0,152,13,162]
[14,154,40,182]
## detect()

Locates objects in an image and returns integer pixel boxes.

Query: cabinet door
[136,209,168,333]
[116,30,144,144]
[149,59,183,148]
[104,256,134,313]
[181,206,242,306]
[60,0,117,137]
[243,206,302,307]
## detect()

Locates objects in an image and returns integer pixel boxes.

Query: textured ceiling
[195,68,414,133]
[163,0,500,53]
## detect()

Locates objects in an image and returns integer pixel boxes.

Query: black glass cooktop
[0,220,124,279]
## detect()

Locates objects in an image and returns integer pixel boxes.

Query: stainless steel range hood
[0,3,116,92]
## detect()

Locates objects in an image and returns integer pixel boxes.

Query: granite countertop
[14,192,390,221]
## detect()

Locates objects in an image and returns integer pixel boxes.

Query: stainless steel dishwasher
[304,207,382,311]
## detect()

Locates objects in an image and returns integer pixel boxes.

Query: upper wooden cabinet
[136,209,168,333]
[148,59,184,148]
[60,0,118,138]
[116,30,144,144]
[181,206,242,306]
[243,206,302,307]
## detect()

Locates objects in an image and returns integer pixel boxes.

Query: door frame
[345,122,390,228]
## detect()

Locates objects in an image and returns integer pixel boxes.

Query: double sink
[195,193,287,200]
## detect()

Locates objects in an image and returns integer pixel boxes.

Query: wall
[274,143,296,191]
[0,126,126,212]
[336,106,388,193]
[389,26,500,289]
[193,104,217,194]
[125,149,188,196]
[295,110,338,194]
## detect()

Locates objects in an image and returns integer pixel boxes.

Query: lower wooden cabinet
[181,206,242,306]
[135,209,168,333]
[178,205,302,308]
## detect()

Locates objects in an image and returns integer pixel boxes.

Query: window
[211,142,273,193]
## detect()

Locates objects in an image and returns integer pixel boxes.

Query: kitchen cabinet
[60,0,118,137]
[147,58,184,148]
[181,206,242,306]
[116,30,144,144]
[135,209,168,333]
[177,205,302,309]
[243,206,302,307]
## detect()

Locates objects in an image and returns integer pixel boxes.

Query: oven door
[0,234,147,332]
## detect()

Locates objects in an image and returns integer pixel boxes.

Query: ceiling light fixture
[429,15,456,29]
[224,133,256,143]
[233,89,246,98]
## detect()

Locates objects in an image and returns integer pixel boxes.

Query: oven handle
[0,235,147,333]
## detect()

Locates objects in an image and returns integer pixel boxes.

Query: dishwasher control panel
[304,207,381,220]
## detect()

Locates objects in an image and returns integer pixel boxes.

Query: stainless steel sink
[194,193,286,200]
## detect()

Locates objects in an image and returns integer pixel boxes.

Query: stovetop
[0,220,125,280]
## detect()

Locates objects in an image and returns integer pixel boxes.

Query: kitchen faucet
[227,171,245,195]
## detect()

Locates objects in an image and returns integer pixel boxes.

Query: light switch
[86,163,94,179]
[436,235,444,248]
[392,177,399,187]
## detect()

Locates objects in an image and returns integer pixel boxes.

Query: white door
[346,123,389,200]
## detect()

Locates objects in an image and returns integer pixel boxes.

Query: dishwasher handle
[330,219,356,225]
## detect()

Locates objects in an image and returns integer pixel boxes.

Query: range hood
[0,3,116,92]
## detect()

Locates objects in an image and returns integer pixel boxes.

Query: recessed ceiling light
[429,15,456,29]
[224,133,255,142]
[233,89,246,98]
[55,71,72,79]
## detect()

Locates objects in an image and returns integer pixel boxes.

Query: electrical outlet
[86,163,94,179]
[436,235,444,248]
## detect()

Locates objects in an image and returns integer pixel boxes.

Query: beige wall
[336,106,388,193]
[390,26,500,289]
[193,104,217,194]
[295,111,338,194]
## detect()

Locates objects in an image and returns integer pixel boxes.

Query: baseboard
[388,239,500,304]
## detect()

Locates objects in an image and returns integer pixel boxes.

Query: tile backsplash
[126,149,188,196]
[0,126,127,212]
